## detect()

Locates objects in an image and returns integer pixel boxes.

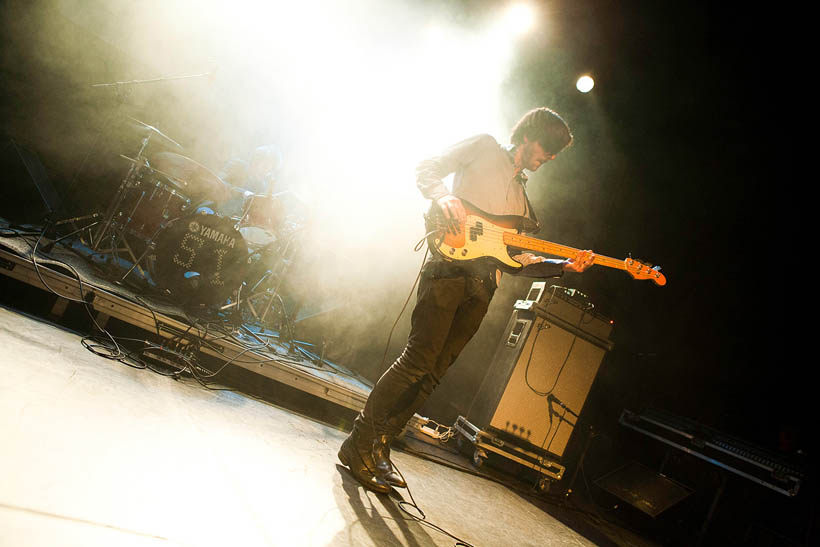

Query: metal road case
[453,415,566,491]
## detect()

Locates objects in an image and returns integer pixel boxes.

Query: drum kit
[91,117,300,331]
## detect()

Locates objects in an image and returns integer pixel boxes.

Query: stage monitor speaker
[466,282,614,459]
[0,138,62,224]
[595,460,692,517]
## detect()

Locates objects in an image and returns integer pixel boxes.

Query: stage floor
[0,306,616,547]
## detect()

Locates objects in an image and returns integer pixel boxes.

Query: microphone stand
[89,70,215,90]
[71,69,213,237]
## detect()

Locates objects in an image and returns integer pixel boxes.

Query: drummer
[216,145,283,218]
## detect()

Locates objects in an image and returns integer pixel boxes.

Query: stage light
[85,0,530,266]
[576,75,595,93]
[504,3,536,35]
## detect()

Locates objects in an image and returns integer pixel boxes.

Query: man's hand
[436,194,466,234]
[563,250,595,272]
[512,252,547,266]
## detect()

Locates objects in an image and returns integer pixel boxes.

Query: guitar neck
[503,233,627,271]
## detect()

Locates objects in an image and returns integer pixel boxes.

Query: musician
[216,144,283,217]
[338,108,596,493]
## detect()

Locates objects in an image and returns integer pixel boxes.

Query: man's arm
[513,250,595,272]
[416,134,496,229]
[416,135,496,199]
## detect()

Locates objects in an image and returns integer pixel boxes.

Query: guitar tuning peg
[652,265,662,272]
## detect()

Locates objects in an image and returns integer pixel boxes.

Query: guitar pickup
[469,221,484,242]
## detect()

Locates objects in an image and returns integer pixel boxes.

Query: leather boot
[338,430,391,494]
[372,435,407,488]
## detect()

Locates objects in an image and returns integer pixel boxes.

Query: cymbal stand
[96,225,149,282]
[92,135,153,250]
[119,227,161,282]
[224,232,297,339]
[88,151,159,283]
[89,68,215,246]
[90,72,196,245]
[258,235,296,325]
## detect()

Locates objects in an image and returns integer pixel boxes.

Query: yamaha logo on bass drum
[188,220,237,248]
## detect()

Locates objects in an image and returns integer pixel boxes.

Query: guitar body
[426,199,667,285]
[426,202,526,272]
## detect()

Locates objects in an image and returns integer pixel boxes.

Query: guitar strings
[429,218,630,270]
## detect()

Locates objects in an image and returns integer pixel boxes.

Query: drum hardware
[218,191,297,330]
[236,193,285,249]
[95,226,152,282]
[93,150,237,289]
[220,230,298,336]
[219,259,276,318]
[94,210,160,283]
[75,68,202,223]
[257,232,296,324]
[119,238,156,282]
[232,282,295,346]
[93,113,191,250]
[93,128,159,250]
[91,70,216,92]
[125,116,184,151]
[150,152,231,204]
[235,271,286,325]
[94,150,196,283]
[118,154,190,192]
[39,213,102,254]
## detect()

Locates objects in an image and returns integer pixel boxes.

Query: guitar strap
[512,181,565,278]
[522,192,540,234]
[516,172,540,234]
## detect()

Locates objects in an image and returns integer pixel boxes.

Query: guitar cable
[376,232,432,376]
[364,231,475,547]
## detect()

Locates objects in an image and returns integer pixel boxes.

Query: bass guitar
[426,200,666,286]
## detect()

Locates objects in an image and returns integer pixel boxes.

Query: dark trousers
[356,259,496,437]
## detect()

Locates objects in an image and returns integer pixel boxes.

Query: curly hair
[510,107,573,154]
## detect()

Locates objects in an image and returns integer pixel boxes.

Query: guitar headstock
[625,258,667,286]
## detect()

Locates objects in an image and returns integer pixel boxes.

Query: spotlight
[504,3,536,35]
[576,75,595,93]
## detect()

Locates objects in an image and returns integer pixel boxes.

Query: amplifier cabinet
[467,285,613,460]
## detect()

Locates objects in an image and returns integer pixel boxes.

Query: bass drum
[152,213,249,308]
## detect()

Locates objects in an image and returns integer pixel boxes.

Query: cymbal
[150,152,231,202]
[126,116,184,150]
[119,154,189,191]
